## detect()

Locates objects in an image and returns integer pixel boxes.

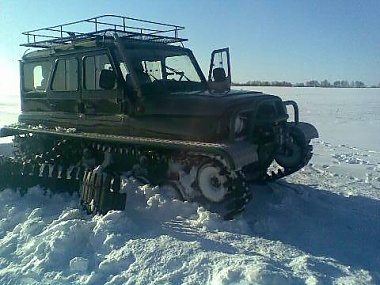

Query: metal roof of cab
[21,14,187,49]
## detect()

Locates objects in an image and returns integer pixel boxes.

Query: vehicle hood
[144,89,281,117]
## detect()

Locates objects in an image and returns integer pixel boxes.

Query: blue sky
[0,0,379,95]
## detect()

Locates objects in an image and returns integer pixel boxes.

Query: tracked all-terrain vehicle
[0,15,318,219]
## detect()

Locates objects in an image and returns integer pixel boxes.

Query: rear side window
[23,60,51,92]
[51,58,78,91]
[84,54,115,90]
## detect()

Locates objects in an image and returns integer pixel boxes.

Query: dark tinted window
[84,54,115,90]
[51,58,78,91]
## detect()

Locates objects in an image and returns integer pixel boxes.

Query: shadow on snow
[245,180,380,282]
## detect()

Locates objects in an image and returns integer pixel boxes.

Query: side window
[142,60,162,81]
[84,54,115,90]
[23,60,51,92]
[51,58,78,91]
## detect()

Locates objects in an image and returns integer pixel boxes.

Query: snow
[1,87,380,284]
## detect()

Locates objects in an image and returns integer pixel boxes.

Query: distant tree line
[233,80,380,88]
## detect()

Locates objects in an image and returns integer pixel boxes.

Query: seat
[213,67,227,82]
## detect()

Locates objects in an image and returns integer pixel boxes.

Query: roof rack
[21,14,187,48]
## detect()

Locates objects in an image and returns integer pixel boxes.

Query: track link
[81,168,126,214]
[0,156,82,193]
[168,155,252,220]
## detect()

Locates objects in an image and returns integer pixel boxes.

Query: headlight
[234,115,246,135]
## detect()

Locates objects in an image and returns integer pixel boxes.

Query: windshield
[120,46,207,94]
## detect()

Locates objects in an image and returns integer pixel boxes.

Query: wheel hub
[275,137,303,168]
[197,164,228,203]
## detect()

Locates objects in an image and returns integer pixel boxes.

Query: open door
[208,48,231,93]
[81,53,122,115]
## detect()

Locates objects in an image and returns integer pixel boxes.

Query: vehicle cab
[19,15,238,141]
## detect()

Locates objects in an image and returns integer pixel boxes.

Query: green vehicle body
[0,15,318,218]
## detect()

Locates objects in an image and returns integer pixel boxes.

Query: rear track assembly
[1,134,254,219]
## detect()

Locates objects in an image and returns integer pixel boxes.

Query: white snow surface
[1,87,380,284]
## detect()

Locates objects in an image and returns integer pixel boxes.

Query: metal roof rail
[21,14,187,48]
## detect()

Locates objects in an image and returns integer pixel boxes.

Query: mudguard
[290,122,319,142]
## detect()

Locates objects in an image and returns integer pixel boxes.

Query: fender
[290,122,319,142]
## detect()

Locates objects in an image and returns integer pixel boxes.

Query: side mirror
[99,69,116,90]
[208,48,231,93]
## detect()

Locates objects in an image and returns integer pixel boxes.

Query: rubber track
[187,156,253,220]
[0,157,82,193]
[2,125,258,170]
[1,131,259,220]
[81,169,126,214]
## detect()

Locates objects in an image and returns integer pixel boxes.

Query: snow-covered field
[1,87,379,284]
